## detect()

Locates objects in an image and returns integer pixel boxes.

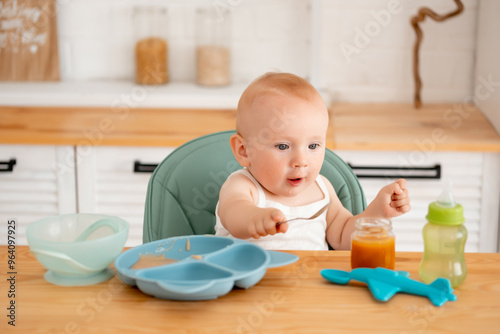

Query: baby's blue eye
[276,144,289,150]
[309,143,319,150]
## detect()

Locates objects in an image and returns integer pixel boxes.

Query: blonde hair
[236,72,322,134]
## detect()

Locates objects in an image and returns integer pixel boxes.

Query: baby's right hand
[248,208,288,239]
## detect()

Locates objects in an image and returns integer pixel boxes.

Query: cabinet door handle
[347,163,441,179]
[0,159,16,173]
[133,160,158,173]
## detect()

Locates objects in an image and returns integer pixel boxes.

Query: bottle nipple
[427,179,464,225]
[436,179,456,208]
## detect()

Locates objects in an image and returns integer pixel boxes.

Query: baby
[215,72,411,250]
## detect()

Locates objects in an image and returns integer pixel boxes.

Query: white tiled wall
[56,0,479,103]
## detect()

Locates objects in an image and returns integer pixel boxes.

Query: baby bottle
[419,181,467,287]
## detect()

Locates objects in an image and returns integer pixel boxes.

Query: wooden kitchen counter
[1,103,499,151]
[0,106,239,148]
[331,103,500,152]
[3,247,500,333]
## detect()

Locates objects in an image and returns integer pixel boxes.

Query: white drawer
[76,146,175,246]
[0,145,76,245]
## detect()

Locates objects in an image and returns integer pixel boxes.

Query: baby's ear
[230,134,250,167]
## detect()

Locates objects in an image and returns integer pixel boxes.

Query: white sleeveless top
[215,169,330,250]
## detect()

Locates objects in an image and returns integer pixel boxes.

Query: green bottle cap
[426,202,465,226]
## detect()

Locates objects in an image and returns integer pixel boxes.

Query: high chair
[142,130,366,245]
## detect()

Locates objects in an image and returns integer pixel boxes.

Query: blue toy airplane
[321,267,456,307]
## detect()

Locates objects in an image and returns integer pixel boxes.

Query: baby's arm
[324,177,411,250]
[323,177,358,250]
[217,173,288,239]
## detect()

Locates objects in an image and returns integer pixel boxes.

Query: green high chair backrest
[143,130,367,244]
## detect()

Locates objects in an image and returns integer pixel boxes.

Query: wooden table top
[2,247,500,333]
[1,103,499,151]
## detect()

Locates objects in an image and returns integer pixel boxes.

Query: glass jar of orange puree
[351,218,395,269]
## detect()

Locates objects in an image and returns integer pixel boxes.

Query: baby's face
[243,93,328,199]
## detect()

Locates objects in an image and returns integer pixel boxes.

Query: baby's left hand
[372,179,411,218]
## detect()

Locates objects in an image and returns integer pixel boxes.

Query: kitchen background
[56,0,477,102]
[1,0,499,251]
[9,0,491,131]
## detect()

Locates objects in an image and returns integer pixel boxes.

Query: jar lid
[426,202,465,226]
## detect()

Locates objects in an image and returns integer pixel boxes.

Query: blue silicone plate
[114,235,298,300]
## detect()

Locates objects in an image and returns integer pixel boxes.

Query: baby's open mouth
[287,178,303,187]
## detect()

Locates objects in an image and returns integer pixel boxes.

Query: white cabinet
[3,144,498,253]
[0,145,76,245]
[336,150,500,252]
[76,146,175,246]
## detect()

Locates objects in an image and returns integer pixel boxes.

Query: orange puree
[351,236,395,269]
[130,253,178,270]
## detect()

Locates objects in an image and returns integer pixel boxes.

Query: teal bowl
[26,213,129,286]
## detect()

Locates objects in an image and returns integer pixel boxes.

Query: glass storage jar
[195,6,231,86]
[133,6,168,85]
[351,218,395,269]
